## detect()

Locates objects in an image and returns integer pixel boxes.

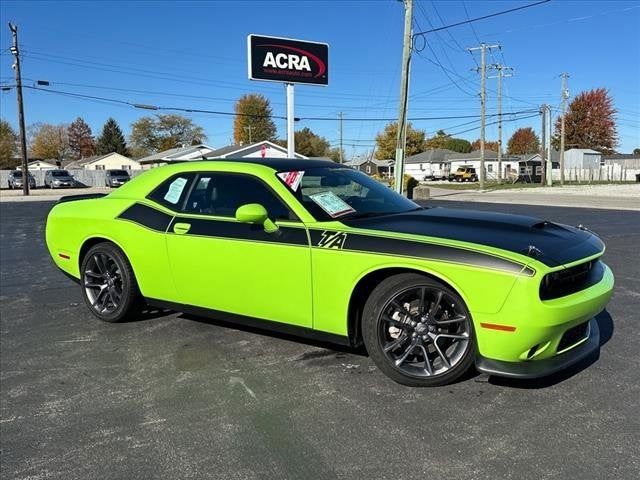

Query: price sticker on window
[309,191,355,218]
[277,171,304,191]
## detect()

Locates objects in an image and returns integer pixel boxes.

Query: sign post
[248,35,328,157]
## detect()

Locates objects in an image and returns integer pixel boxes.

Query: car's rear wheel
[80,242,142,322]
[362,273,475,387]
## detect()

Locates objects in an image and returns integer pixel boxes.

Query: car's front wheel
[362,273,475,387]
[80,242,142,322]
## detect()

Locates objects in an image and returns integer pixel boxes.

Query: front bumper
[475,317,600,379]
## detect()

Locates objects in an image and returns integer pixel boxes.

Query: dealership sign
[247,34,329,86]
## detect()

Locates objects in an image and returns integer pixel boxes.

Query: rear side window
[183,173,295,221]
[148,173,196,210]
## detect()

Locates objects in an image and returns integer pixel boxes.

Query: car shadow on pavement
[486,310,614,389]
[179,312,367,356]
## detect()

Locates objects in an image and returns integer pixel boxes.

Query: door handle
[173,222,191,235]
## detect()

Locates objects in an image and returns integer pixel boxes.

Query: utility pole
[559,73,569,186]
[540,104,548,185]
[489,64,513,184]
[546,104,552,186]
[243,125,253,144]
[468,43,500,190]
[338,111,344,163]
[286,83,295,157]
[394,0,413,195]
[9,22,29,196]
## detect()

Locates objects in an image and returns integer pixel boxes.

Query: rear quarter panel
[45,197,177,301]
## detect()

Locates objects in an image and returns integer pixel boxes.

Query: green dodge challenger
[46,159,614,386]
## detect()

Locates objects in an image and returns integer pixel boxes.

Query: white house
[205,141,307,160]
[137,144,216,167]
[563,149,601,169]
[404,149,455,180]
[65,152,142,170]
[19,159,57,170]
[447,150,521,181]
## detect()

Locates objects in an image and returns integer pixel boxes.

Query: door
[164,172,313,328]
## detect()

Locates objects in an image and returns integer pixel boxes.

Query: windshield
[52,171,70,177]
[279,166,420,221]
[110,170,129,176]
[12,171,23,177]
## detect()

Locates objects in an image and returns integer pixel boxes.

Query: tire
[362,273,475,387]
[80,242,142,322]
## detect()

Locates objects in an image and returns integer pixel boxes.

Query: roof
[137,144,214,164]
[204,141,307,160]
[566,148,602,154]
[191,157,338,170]
[344,158,392,167]
[64,152,133,168]
[404,149,456,164]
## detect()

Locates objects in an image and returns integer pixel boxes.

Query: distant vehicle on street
[105,169,131,188]
[449,166,478,182]
[7,169,36,189]
[44,169,76,189]
[45,158,613,387]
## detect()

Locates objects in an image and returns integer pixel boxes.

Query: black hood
[341,207,604,267]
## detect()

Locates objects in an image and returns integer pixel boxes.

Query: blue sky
[1,0,639,156]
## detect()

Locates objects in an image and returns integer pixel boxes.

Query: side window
[183,173,295,221]
[148,173,196,210]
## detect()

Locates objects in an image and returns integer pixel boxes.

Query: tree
[233,94,277,144]
[375,122,425,159]
[96,118,128,155]
[293,127,330,157]
[633,148,640,155]
[67,117,95,159]
[327,147,344,163]
[31,123,70,162]
[130,114,206,157]
[507,127,540,155]
[424,130,472,153]
[0,119,18,169]
[552,88,617,154]
[471,139,500,152]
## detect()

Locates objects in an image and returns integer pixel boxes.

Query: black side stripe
[309,230,534,276]
[117,203,308,246]
[118,203,173,232]
[170,216,308,246]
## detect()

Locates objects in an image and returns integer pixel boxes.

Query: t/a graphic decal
[317,231,347,250]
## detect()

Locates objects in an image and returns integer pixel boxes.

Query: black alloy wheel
[362,273,475,387]
[81,242,142,322]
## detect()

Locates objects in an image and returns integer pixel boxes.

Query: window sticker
[277,170,305,191]
[163,177,188,204]
[309,191,355,218]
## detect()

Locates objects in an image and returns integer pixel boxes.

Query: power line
[20,84,537,122]
[413,0,552,36]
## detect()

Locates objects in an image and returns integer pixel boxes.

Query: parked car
[105,169,131,188]
[44,169,76,188]
[7,170,36,189]
[449,167,478,182]
[45,158,613,387]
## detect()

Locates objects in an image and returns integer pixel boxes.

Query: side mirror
[235,203,279,233]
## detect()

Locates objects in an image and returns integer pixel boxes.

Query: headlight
[53,179,61,184]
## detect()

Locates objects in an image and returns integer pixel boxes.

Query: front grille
[540,260,603,300]
[557,322,589,352]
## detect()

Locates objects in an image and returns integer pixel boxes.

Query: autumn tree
[375,122,425,159]
[0,119,18,169]
[67,117,95,159]
[471,139,500,152]
[293,127,330,157]
[507,127,540,155]
[233,94,277,144]
[130,114,206,157]
[96,118,128,155]
[424,130,472,153]
[552,88,618,154]
[31,123,70,162]
[327,147,344,163]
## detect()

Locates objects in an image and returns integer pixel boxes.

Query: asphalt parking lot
[1,200,639,480]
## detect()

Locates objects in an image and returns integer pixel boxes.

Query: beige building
[65,152,143,170]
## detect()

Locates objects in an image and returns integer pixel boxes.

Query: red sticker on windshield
[277,171,304,191]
